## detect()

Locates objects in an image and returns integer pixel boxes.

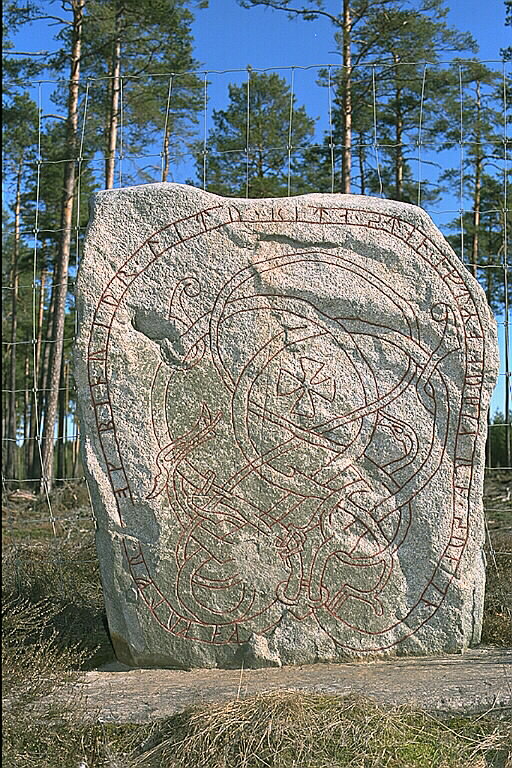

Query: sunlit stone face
[74,184,498,668]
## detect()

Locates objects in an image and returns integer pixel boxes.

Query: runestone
[74,184,499,669]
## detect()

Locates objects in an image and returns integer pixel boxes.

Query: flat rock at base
[55,648,512,723]
[74,184,499,669]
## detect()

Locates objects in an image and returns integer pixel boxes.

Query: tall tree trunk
[29,267,47,483]
[35,258,56,482]
[341,0,352,193]
[358,132,366,194]
[105,4,122,190]
[5,159,23,486]
[2,386,8,477]
[394,56,403,201]
[470,81,482,279]
[162,126,171,183]
[64,361,70,476]
[72,418,80,477]
[471,160,482,279]
[40,0,85,495]
[395,103,403,200]
[57,357,66,484]
[23,353,30,478]
[162,74,173,184]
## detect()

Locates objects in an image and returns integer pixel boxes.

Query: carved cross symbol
[277,357,336,419]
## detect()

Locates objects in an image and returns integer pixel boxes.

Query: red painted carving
[277,357,336,419]
[87,204,485,652]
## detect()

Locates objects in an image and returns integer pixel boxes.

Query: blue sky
[8,0,509,134]
[9,0,509,72]
[9,0,508,192]
[9,0,509,161]
[192,0,509,69]
[6,0,511,416]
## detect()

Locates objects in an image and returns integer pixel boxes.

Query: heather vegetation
[2,473,510,766]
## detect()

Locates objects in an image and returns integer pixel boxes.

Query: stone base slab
[65,647,511,723]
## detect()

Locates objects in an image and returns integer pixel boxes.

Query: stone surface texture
[74,184,499,669]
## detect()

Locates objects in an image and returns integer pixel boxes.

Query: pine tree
[3,0,205,488]
[4,0,88,491]
[74,0,204,188]
[197,71,316,197]
[35,0,85,493]
[239,0,401,192]
[19,118,96,484]
[501,0,511,60]
[304,1,477,200]
[2,35,40,485]
[363,2,476,201]
[240,1,477,198]
[436,61,507,281]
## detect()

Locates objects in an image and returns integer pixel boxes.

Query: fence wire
[2,62,511,639]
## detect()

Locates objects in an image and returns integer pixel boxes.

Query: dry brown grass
[482,470,512,646]
[1,476,511,767]
[133,691,511,768]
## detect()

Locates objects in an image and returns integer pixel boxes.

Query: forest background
[3,0,511,493]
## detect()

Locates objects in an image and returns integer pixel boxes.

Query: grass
[2,481,114,669]
[2,476,511,767]
[481,470,512,646]
[133,692,512,768]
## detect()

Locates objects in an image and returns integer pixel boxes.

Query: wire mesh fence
[3,60,511,482]
[2,61,511,650]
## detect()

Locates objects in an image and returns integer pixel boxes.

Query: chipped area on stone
[74,183,499,669]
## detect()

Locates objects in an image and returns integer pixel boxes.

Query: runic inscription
[74,184,498,669]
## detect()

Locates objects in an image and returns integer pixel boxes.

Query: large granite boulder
[74,184,499,669]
